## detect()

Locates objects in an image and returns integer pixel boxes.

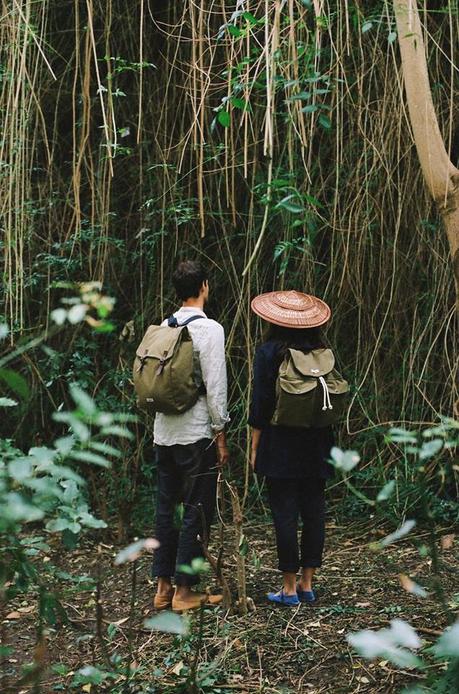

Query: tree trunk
[394,0,459,306]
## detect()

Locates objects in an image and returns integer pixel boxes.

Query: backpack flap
[289,348,335,377]
[272,348,349,428]
[133,325,197,414]
[135,325,190,363]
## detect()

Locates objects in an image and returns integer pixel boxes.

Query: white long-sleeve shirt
[153,306,229,446]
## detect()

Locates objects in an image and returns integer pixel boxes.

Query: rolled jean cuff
[278,562,300,573]
[175,571,200,587]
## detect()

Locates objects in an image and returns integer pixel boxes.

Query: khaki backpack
[271,347,349,428]
[133,315,204,415]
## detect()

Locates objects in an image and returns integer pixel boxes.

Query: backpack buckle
[156,350,168,375]
[137,352,148,373]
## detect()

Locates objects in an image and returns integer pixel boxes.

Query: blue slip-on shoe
[297,588,316,603]
[267,590,300,607]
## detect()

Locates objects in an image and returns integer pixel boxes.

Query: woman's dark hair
[265,323,325,355]
[172,260,208,300]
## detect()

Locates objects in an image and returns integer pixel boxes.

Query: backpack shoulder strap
[167,314,205,328]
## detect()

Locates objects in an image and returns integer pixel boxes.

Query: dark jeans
[266,476,326,573]
[152,439,218,587]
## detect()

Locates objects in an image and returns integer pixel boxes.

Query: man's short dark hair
[172,260,208,301]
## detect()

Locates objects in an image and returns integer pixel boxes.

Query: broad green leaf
[0,368,28,398]
[318,113,332,129]
[89,441,122,458]
[69,450,110,468]
[50,308,67,325]
[0,397,18,407]
[144,611,188,635]
[46,517,75,532]
[242,11,258,25]
[301,103,319,113]
[67,304,87,324]
[217,110,231,128]
[8,457,33,482]
[54,436,75,456]
[4,492,45,523]
[287,91,311,101]
[388,31,397,44]
[362,21,373,33]
[100,425,133,440]
[330,447,360,472]
[227,24,242,37]
[432,622,459,657]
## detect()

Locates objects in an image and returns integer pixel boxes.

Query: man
[152,260,230,611]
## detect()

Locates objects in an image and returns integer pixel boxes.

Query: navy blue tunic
[248,340,334,479]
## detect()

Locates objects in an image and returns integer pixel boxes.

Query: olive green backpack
[133,315,204,415]
[271,347,349,428]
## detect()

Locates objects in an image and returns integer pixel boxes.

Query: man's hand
[215,431,229,467]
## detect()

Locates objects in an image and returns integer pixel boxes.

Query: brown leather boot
[172,591,208,612]
[153,589,174,611]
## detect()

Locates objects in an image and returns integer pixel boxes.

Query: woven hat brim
[251,293,331,328]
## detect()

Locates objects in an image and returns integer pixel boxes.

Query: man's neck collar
[181,300,206,311]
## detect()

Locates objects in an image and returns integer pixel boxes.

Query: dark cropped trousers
[265,476,326,573]
[152,439,218,587]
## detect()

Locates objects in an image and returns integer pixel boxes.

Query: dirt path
[3,517,458,693]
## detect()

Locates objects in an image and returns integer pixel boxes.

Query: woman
[249,290,335,607]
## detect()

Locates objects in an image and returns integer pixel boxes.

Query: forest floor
[3,515,458,694]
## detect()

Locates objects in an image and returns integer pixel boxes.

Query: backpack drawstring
[319,376,333,411]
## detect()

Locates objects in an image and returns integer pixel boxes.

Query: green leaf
[377,480,396,502]
[100,425,134,440]
[329,447,360,472]
[380,520,416,547]
[287,91,311,101]
[362,21,373,33]
[432,623,459,657]
[388,31,397,44]
[89,441,122,458]
[0,368,28,398]
[242,11,258,25]
[304,194,323,208]
[53,412,90,442]
[8,457,33,482]
[275,195,304,214]
[0,397,18,407]
[69,384,97,416]
[418,438,443,461]
[144,611,188,635]
[301,103,319,113]
[217,110,231,128]
[318,113,332,129]
[227,24,242,37]
[69,450,110,468]
[387,428,418,445]
[114,538,159,565]
[230,96,250,111]
[238,535,249,557]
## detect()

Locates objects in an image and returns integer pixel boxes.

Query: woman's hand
[250,428,261,471]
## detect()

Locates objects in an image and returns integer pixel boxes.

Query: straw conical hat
[251,290,331,328]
